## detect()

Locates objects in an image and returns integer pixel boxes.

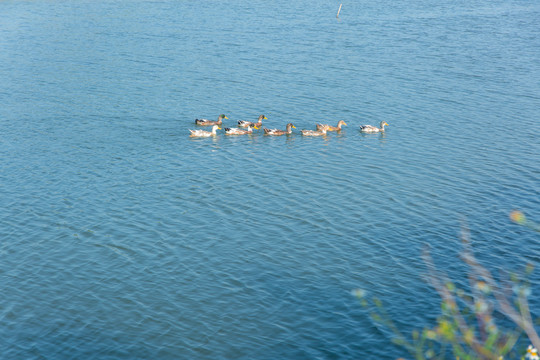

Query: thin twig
[336,4,342,18]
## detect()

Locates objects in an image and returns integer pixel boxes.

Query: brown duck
[317,120,347,132]
[238,115,267,128]
[195,114,228,126]
[264,123,296,136]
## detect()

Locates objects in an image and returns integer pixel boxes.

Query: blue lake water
[1,0,539,358]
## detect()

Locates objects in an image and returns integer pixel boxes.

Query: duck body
[263,123,295,136]
[302,125,328,136]
[360,121,388,133]
[195,114,228,126]
[189,125,221,137]
[238,115,267,128]
[224,125,257,135]
[317,120,347,132]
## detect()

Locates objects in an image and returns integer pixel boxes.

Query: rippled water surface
[1,0,539,358]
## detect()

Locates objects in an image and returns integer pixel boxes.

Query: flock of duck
[189,114,389,137]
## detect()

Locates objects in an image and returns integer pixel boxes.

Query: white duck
[360,121,389,133]
[189,125,221,137]
[301,124,329,136]
[224,125,258,135]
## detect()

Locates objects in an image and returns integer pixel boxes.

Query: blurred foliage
[510,211,540,233]
[354,212,540,360]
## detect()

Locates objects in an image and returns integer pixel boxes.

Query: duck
[224,125,258,135]
[301,124,329,136]
[195,114,228,126]
[264,123,296,136]
[238,115,267,128]
[317,120,347,132]
[359,121,388,133]
[189,125,221,137]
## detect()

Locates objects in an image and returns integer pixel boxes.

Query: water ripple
[1,0,540,359]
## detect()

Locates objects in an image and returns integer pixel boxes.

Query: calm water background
[1,0,539,358]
